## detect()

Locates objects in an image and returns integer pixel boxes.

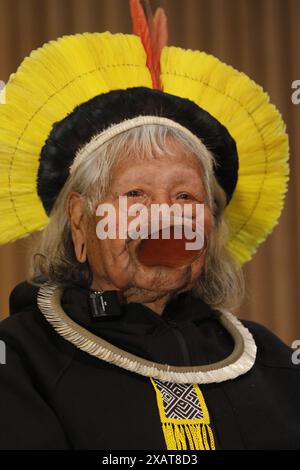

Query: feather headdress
[0,0,289,265]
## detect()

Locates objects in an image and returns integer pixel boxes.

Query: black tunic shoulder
[0,281,299,450]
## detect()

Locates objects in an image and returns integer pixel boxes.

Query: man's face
[84,141,213,304]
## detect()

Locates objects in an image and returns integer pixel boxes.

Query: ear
[67,192,87,263]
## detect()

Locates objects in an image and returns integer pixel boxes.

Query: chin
[124,288,166,304]
[130,262,195,296]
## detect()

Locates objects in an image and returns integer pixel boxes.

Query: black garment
[0,281,299,450]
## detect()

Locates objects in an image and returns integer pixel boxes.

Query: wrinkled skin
[68,140,213,314]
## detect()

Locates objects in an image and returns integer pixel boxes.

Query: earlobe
[68,192,87,263]
[75,239,87,263]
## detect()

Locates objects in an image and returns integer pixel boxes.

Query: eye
[125,189,145,198]
[176,192,193,200]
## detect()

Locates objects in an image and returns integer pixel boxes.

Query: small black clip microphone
[88,290,123,320]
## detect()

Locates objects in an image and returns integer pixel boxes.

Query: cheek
[85,221,105,272]
[189,210,213,280]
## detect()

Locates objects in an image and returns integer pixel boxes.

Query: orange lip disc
[136,226,201,268]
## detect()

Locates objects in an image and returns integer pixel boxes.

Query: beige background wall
[0,0,300,345]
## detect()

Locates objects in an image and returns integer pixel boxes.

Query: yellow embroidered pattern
[150,377,215,450]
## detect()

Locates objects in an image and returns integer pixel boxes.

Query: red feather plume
[129,0,168,90]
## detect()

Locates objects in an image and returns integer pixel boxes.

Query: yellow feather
[0,32,152,245]
[160,46,289,265]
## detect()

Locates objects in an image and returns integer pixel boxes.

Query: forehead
[111,139,204,182]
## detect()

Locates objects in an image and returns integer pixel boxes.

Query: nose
[150,189,172,206]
